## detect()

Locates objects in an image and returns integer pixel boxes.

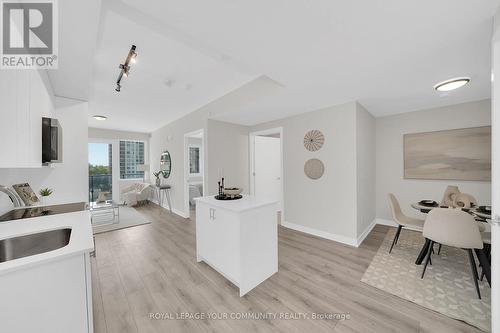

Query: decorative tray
[419,200,438,207]
[214,194,243,201]
[476,206,492,214]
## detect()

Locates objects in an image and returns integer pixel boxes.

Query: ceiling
[47,0,101,101]
[49,0,500,131]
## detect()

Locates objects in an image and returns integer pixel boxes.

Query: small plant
[39,188,53,197]
[153,171,164,179]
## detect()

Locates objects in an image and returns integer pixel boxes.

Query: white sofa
[121,183,152,206]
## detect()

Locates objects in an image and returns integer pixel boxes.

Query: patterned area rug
[361,228,491,332]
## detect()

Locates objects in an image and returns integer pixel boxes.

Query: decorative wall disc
[304,159,325,180]
[304,130,325,151]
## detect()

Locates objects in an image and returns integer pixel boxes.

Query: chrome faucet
[0,185,23,208]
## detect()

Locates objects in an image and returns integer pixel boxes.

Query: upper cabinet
[0,70,54,168]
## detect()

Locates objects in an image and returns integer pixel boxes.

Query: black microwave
[42,117,63,164]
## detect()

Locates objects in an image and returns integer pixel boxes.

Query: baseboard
[356,219,377,247]
[172,208,190,219]
[282,221,357,247]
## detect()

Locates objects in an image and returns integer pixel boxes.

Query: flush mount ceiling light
[433,77,470,92]
[93,115,107,121]
[115,44,137,92]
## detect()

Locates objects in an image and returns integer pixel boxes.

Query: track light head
[115,44,137,92]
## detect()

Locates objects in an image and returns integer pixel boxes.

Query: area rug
[92,206,151,234]
[361,228,491,332]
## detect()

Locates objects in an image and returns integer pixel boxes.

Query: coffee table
[89,200,120,225]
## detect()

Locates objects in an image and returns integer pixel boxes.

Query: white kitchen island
[195,195,278,296]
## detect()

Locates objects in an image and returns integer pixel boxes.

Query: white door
[254,136,281,205]
[491,13,500,332]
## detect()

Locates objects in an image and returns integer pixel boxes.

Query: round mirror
[160,151,172,178]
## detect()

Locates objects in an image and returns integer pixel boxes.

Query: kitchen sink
[0,228,72,263]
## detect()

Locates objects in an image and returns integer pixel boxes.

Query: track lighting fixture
[115,44,137,92]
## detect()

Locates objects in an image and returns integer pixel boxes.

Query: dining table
[411,201,491,286]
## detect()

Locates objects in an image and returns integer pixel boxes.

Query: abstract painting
[404,126,491,181]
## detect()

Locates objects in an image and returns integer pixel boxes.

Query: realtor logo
[1,0,58,69]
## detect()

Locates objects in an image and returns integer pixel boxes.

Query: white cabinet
[0,70,54,168]
[196,196,278,296]
[0,252,93,333]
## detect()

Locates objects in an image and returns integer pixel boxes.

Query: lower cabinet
[0,253,93,333]
[196,199,278,296]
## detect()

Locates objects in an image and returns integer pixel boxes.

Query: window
[189,146,201,175]
[119,140,145,179]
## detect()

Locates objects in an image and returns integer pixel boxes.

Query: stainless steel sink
[0,228,71,263]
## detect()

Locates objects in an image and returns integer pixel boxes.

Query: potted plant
[39,187,53,206]
[153,171,164,186]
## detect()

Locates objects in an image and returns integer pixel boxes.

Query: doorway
[184,129,205,218]
[250,127,284,223]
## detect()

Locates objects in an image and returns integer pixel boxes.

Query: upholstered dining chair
[480,232,491,281]
[387,193,425,253]
[421,208,484,299]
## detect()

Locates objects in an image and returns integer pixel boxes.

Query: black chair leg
[475,248,491,286]
[389,225,402,254]
[415,239,431,265]
[467,249,481,299]
[421,240,434,279]
[438,243,442,255]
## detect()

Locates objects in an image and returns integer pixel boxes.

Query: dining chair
[421,208,484,299]
[387,193,425,253]
[480,232,491,281]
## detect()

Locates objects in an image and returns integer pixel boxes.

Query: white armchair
[121,183,152,206]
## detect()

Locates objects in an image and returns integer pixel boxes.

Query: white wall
[356,103,376,238]
[376,99,491,221]
[88,127,150,203]
[251,102,359,243]
[149,108,209,216]
[0,98,89,214]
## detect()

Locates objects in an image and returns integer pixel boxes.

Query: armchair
[121,183,152,206]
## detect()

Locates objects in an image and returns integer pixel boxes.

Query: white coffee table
[89,200,120,225]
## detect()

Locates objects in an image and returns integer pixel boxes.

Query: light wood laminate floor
[91,203,482,333]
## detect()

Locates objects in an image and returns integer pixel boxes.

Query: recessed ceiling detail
[79,1,494,131]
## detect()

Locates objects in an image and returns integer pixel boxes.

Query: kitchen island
[0,203,94,333]
[195,195,278,296]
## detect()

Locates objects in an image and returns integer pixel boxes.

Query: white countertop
[195,195,278,213]
[0,209,94,275]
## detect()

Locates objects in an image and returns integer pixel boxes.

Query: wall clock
[304,130,325,151]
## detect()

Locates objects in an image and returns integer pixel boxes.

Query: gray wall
[149,107,250,216]
[375,99,491,221]
[252,102,359,241]
[356,103,376,237]
[206,120,249,195]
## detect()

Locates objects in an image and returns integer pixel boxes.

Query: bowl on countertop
[224,188,242,197]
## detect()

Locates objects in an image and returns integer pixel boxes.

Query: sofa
[121,182,152,206]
